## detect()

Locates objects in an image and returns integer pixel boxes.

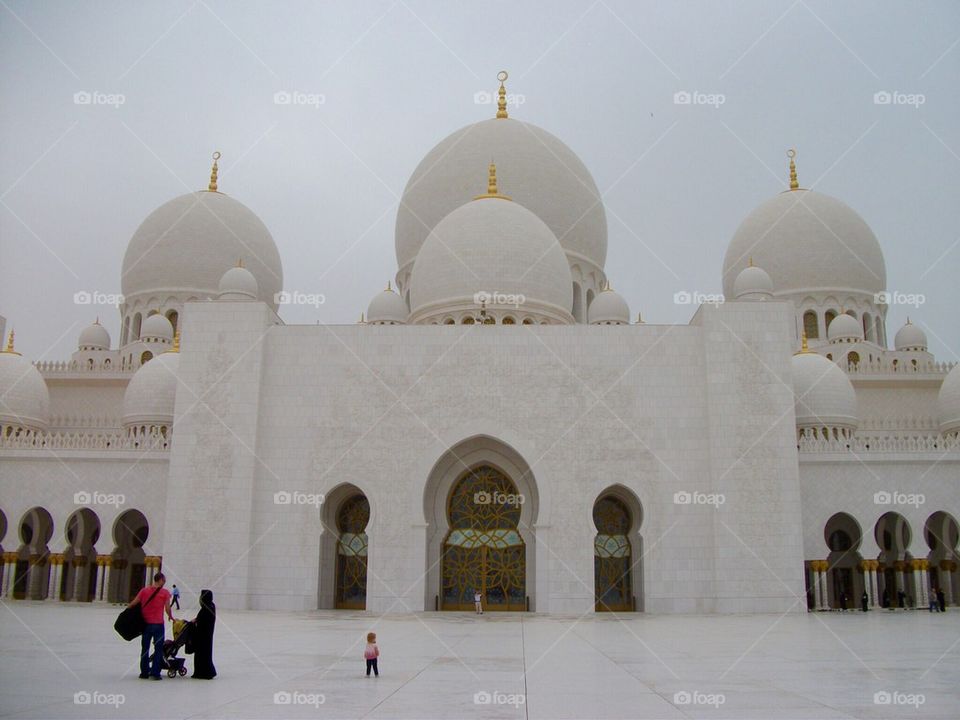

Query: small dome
[732,263,773,300]
[78,321,110,350]
[0,340,50,431]
[122,351,180,427]
[588,286,630,324]
[827,313,863,343]
[938,364,960,436]
[140,313,174,341]
[367,284,408,324]
[792,350,858,430]
[217,264,259,301]
[409,188,573,324]
[894,319,927,351]
[723,189,886,299]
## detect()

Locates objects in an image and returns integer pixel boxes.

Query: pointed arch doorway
[441,465,526,611]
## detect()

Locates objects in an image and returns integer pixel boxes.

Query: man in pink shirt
[127,572,175,679]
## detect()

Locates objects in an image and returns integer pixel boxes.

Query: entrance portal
[441,465,525,611]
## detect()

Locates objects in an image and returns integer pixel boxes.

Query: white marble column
[46,558,61,601]
[1,556,14,597]
[916,563,929,608]
[815,563,828,610]
[869,566,880,609]
[943,564,954,606]
[96,560,107,602]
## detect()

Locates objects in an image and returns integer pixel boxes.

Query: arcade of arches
[0,507,160,603]
[806,510,959,611]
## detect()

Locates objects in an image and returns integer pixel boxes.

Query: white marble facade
[1,84,958,616]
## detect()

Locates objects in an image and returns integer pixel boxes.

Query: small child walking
[364,632,380,677]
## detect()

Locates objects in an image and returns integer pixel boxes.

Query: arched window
[803,311,819,339]
[502,316,515,325]
[132,313,142,341]
[522,318,534,325]
[166,309,179,334]
[846,351,860,369]
[824,310,837,333]
[140,351,153,365]
[594,496,633,611]
[335,494,369,609]
[443,317,455,325]
[462,317,475,325]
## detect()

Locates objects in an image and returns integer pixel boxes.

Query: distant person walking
[839,590,847,611]
[897,590,906,609]
[474,590,483,615]
[127,572,174,680]
[937,588,946,613]
[190,589,217,679]
[364,632,380,677]
[929,587,939,612]
[171,584,180,609]
[861,591,868,612]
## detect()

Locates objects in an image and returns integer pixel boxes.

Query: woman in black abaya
[191,589,217,679]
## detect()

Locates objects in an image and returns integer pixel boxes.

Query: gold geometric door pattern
[335,494,369,610]
[441,465,526,611]
[594,495,633,612]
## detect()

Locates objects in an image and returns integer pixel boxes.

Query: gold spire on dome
[787,148,799,191]
[386,281,392,292]
[170,330,180,353]
[474,162,512,201]
[496,71,509,119]
[207,151,221,192]
[636,312,644,324]
[796,330,814,354]
[748,257,754,267]
[2,330,20,355]
[236,257,244,268]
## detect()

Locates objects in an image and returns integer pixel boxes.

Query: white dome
[140,313,174,341]
[792,350,858,430]
[217,265,259,301]
[78,321,110,350]
[396,118,606,278]
[0,348,50,431]
[122,351,180,427]
[588,287,630,324]
[732,264,773,300]
[827,313,863,343]
[723,190,886,299]
[122,191,283,310]
[938,364,960,436]
[894,320,927,351]
[367,285,408,324]
[409,196,573,323]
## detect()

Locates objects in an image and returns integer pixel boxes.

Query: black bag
[114,586,162,641]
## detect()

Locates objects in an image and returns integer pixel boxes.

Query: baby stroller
[151,619,193,677]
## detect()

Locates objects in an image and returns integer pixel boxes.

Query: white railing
[799,432,959,454]
[844,358,955,376]
[34,360,134,375]
[0,430,169,451]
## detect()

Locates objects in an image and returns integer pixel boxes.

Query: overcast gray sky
[1,0,958,362]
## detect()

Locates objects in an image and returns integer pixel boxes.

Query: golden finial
[636,312,643,324]
[496,71,509,119]
[906,316,912,325]
[95,315,100,324]
[796,330,813,354]
[208,151,221,192]
[474,162,512,201]
[359,312,365,324]
[386,281,392,292]
[748,257,754,267]
[236,257,244,269]
[787,148,799,191]
[170,330,180,353]
[2,330,19,355]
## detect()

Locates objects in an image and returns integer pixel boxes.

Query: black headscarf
[192,589,217,679]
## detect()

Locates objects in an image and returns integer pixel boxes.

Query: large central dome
[396,117,607,282]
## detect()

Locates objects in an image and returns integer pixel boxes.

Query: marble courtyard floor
[1,603,958,719]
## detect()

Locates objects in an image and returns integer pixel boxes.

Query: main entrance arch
[334,494,369,609]
[441,465,526,611]
[423,435,540,611]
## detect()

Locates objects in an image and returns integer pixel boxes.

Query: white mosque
[0,74,958,616]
